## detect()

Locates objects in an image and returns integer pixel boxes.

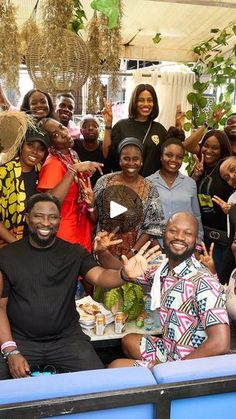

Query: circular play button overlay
[96,184,143,233]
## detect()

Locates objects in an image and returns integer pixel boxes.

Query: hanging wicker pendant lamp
[25,29,90,93]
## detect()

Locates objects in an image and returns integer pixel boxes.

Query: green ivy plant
[185,24,236,130]
[68,0,87,32]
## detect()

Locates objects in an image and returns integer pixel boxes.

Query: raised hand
[121,241,162,279]
[175,104,185,130]
[192,153,204,179]
[79,177,94,206]
[93,228,122,253]
[212,195,232,214]
[212,102,228,124]
[102,98,113,126]
[199,241,216,275]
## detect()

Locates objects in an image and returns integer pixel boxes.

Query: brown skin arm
[183,323,230,360]
[183,125,206,155]
[0,272,30,378]
[0,222,17,244]
[39,170,75,204]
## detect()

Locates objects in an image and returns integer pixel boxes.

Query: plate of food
[76,296,114,327]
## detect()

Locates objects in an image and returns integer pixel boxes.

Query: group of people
[0,82,236,379]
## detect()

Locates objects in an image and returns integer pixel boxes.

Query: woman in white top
[148,137,204,247]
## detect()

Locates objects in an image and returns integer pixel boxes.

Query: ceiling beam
[148,0,236,8]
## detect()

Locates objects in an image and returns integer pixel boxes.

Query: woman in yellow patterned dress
[0,127,49,247]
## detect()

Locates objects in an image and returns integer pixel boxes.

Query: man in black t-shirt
[0,193,158,379]
[73,115,109,186]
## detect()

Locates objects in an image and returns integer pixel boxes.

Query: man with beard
[73,115,109,187]
[0,193,159,379]
[55,92,80,140]
[224,113,236,155]
[109,212,230,368]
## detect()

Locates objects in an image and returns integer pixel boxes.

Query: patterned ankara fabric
[0,157,40,246]
[94,172,166,258]
[138,256,229,365]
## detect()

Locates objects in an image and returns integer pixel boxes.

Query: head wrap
[118,137,143,154]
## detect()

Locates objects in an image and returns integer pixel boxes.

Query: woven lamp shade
[25,29,90,93]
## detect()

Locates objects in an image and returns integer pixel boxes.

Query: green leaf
[197,96,207,108]
[227,83,235,94]
[219,93,224,102]
[187,92,197,105]
[197,112,206,125]
[184,122,192,131]
[91,0,120,29]
[233,25,236,35]
[193,46,202,55]
[185,110,193,120]
[193,81,208,93]
[152,32,161,44]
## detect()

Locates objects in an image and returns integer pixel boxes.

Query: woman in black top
[109,84,167,177]
[192,129,233,273]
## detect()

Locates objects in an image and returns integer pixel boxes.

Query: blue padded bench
[0,367,156,419]
[152,354,236,419]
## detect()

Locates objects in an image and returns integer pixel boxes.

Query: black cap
[118,137,143,154]
[25,127,50,149]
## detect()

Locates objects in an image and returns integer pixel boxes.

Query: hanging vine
[0,0,21,90]
[86,0,123,114]
[185,24,236,130]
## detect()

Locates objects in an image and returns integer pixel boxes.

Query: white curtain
[124,65,195,130]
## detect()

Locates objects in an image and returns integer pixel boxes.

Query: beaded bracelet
[195,244,203,252]
[1,341,17,352]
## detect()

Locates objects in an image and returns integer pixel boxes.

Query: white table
[83,319,162,342]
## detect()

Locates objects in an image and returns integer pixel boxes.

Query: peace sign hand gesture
[79,177,94,206]
[93,228,122,253]
[199,241,216,275]
[102,98,113,126]
[192,154,204,180]
[212,195,232,214]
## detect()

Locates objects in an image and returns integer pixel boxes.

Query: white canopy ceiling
[12,0,236,62]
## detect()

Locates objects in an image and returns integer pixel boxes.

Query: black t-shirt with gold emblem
[110,118,167,177]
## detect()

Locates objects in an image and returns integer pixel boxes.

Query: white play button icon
[110,201,127,219]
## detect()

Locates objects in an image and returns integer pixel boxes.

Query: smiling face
[26,200,60,248]
[20,140,46,172]
[201,135,221,167]
[136,90,154,121]
[28,91,50,120]
[56,96,75,126]
[119,145,142,178]
[220,157,236,188]
[44,119,74,151]
[224,115,236,142]
[164,213,197,268]
[161,144,184,174]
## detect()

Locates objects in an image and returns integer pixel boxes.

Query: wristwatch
[2,349,20,360]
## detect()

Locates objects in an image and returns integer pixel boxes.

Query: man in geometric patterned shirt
[110,212,230,368]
